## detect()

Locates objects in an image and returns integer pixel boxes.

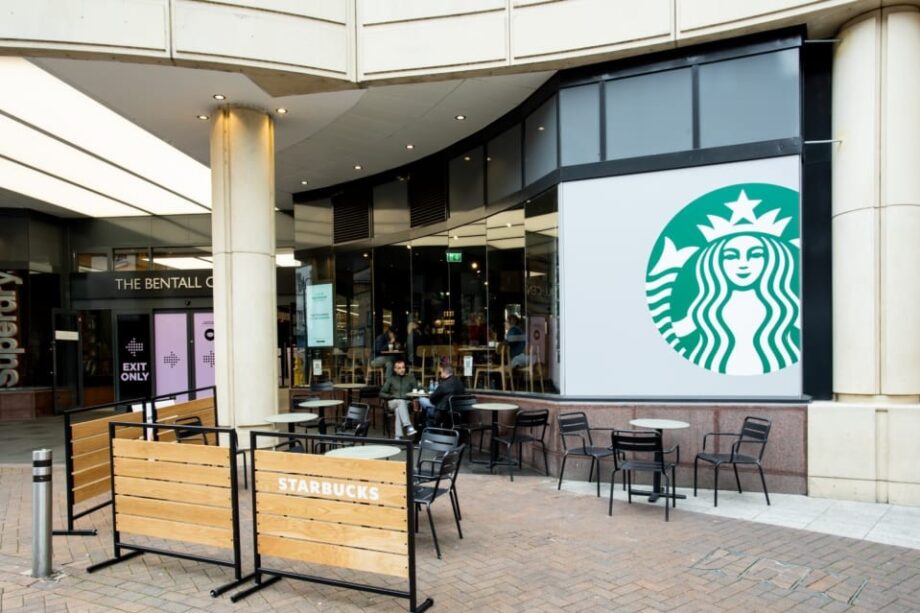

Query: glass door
[51,310,82,413]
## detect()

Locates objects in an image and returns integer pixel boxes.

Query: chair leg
[557,454,568,490]
[542,442,549,477]
[627,471,632,504]
[241,450,248,489]
[662,472,670,522]
[451,485,462,521]
[693,457,699,497]
[425,505,441,559]
[713,465,720,508]
[451,496,463,539]
[608,469,619,516]
[671,465,677,508]
[758,464,771,505]
[733,463,742,493]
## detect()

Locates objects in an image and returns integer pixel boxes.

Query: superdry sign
[70,271,214,300]
[0,271,23,387]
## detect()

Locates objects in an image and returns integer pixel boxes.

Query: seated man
[505,314,528,368]
[379,358,419,438]
[418,364,466,428]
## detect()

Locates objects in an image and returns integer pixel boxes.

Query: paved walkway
[2,461,920,612]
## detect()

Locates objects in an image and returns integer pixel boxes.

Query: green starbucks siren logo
[646,183,801,375]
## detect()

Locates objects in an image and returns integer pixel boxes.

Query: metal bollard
[32,449,53,578]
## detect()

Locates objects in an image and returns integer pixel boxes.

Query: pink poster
[154,312,189,397]
[193,312,215,397]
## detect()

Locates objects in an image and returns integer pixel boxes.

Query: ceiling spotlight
[453,235,459,240]
[276,107,288,115]
[463,156,471,162]
[300,180,309,185]
[274,207,280,212]
[354,164,363,171]
[363,252,369,258]
[196,114,209,120]
[212,94,226,101]
[405,144,415,150]
[471,262,479,270]
[506,222,512,228]
[454,114,466,121]
[486,156,492,162]
[537,125,545,131]
[407,245,412,250]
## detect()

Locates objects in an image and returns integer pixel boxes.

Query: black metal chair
[413,446,464,559]
[557,412,615,497]
[314,403,371,453]
[414,428,462,520]
[173,416,207,445]
[445,394,487,452]
[493,409,549,481]
[694,416,772,507]
[609,430,678,522]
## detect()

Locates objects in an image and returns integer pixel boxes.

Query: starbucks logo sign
[646,184,801,375]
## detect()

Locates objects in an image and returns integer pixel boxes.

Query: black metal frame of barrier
[86,421,252,597]
[53,397,147,536]
[231,431,433,612]
[149,385,218,442]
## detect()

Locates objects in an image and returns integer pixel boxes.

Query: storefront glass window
[560,84,601,166]
[150,246,212,270]
[335,250,373,383]
[524,191,559,394]
[76,253,108,272]
[524,95,558,185]
[113,248,153,271]
[699,48,800,147]
[486,124,522,204]
[449,147,485,214]
[605,67,693,160]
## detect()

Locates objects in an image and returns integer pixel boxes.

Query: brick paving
[2,463,920,612]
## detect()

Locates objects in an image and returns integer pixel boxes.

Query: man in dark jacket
[379,359,419,438]
[418,364,466,427]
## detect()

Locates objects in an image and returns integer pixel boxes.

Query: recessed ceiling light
[274,207,280,212]
[506,223,512,228]
[300,180,308,185]
[463,156,471,162]
[212,94,226,101]
[454,114,466,121]
[405,144,415,150]
[363,252,369,258]
[196,114,209,120]
[453,235,459,240]
[537,125,545,131]
[406,245,412,250]
[354,164,363,171]
[486,156,492,162]
[276,108,288,115]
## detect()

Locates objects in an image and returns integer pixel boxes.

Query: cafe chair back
[557,411,615,497]
[472,342,514,391]
[609,430,679,522]
[693,416,772,507]
[493,409,549,481]
[413,445,465,559]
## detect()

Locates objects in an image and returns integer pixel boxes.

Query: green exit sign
[446,251,463,263]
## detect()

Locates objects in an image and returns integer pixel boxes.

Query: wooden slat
[73,477,110,504]
[258,514,407,555]
[115,495,232,528]
[257,492,406,531]
[113,438,230,466]
[116,513,233,549]
[72,427,142,456]
[73,461,110,489]
[259,535,408,578]
[114,476,231,507]
[71,411,143,439]
[71,447,109,473]
[255,450,406,484]
[113,457,230,487]
[255,472,405,507]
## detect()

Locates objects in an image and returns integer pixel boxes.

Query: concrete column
[210,106,278,434]
[810,7,920,505]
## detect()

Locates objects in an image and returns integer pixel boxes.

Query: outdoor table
[265,412,319,452]
[324,444,402,460]
[628,418,690,503]
[298,398,344,420]
[469,402,519,471]
[333,383,366,407]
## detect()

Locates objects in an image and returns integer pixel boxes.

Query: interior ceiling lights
[0,57,210,217]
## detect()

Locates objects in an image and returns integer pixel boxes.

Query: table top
[406,390,428,398]
[265,412,319,424]
[629,418,690,430]
[325,445,402,459]
[458,346,495,352]
[471,402,519,412]
[298,399,344,409]
[333,383,366,390]
[380,349,404,355]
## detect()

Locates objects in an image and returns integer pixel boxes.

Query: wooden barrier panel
[70,411,144,505]
[232,432,432,612]
[154,397,218,445]
[254,449,409,578]
[87,422,251,598]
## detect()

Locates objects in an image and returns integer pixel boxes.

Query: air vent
[409,163,447,227]
[333,187,371,244]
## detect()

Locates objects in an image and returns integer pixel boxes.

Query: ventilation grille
[409,163,447,227]
[333,187,371,244]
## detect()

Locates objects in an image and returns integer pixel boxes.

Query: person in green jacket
[380,358,419,438]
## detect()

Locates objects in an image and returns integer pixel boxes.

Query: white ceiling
[25,58,553,213]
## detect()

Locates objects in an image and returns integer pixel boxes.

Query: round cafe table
[298,398,343,420]
[264,412,319,452]
[628,418,690,503]
[333,383,366,407]
[470,402,519,470]
[325,444,401,460]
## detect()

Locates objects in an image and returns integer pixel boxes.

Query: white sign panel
[306,283,334,348]
[560,156,802,398]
